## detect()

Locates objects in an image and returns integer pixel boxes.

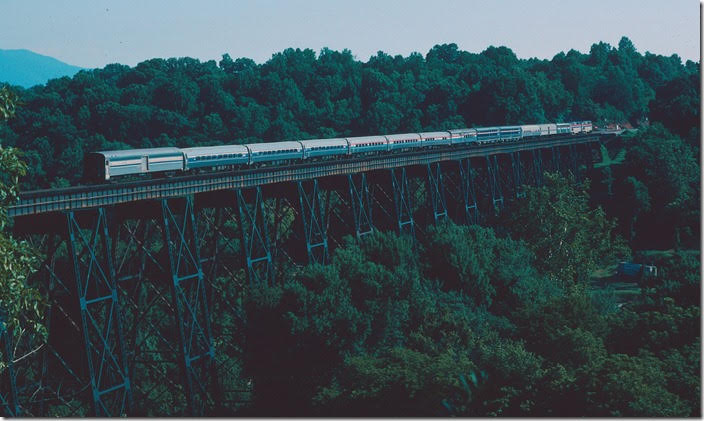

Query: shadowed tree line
[0,36,698,189]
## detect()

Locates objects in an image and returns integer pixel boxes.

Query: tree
[0,87,44,373]
[649,71,699,141]
[619,125,699,248]
[502,173,628,285]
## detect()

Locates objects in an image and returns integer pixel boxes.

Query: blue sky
[1,0,699,68]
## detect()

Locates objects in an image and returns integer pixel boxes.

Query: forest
[0,36,700,416]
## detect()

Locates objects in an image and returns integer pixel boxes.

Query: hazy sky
[1,0,699,68]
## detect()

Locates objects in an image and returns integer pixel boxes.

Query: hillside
[0,48,84,88]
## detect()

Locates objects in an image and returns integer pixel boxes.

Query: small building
[616,262,658,280]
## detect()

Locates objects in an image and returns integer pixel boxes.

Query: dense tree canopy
[0,86,44,374]
[0,36,697,189]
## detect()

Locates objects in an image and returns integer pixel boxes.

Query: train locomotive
[85,121,592,181]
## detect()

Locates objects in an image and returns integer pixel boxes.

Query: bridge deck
[9,133,603,217]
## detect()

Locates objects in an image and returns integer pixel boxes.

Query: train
[84,121,592,181]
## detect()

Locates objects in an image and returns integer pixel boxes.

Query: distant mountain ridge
[0,49,84,88]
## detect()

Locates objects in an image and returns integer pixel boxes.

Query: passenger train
[85,121,592,181]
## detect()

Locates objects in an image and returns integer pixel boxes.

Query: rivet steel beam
[532,149,543,187]
[297,179,329,265]
[236,187,272,286]
[160,197,215,416]
[457,159,478,225]
[426,163,448,222]
[510,151,526,199]
[390,168,415,237]
[551,146,561,173]
[348,173,374,239]
[65,208,132,416]
[569,144,579,181]
[486,155,504,212]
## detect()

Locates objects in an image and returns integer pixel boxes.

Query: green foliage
[638,249,700,306]
[422,222,556,312]
[0,88,44,372]
[584,352,690,417]
[649,71,699,142]
[502,172,629,285]
[0,37,697,190]
[0,85,21,120]
[610,125,700,248]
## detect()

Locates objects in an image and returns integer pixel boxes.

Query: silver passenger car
[419,131,452,147]
[85,147,184,181]
[499,126,522,141]
[346,135,388,154]
[556,123,572,134]
[247,141,304,164]
[182,145,250,170]
[299,138,349,158]
[539,123,557,135]
[520,124,542,138]
[385,133,422,150]
[448,128,478,144]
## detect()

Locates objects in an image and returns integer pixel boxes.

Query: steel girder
[457,158,479,225]
[19,233,87,417]
[569,144,579,181]
[390,168,415,237]
[111,218,181,415]
[65,209,132,416]
[485,155,504,212]
[426,163,448,223]
[160,197,215,415]
[551,146,561,173]
[297,179,329,265]
[531,149,544,187]
[0,309,19,417]
[348,173,374,239]
[510,152,526,199]
[236,187,273,286]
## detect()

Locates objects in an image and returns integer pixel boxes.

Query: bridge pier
[236,187,273,286]
[569,144,579,181]
[486,155,504,213]
[348,173,374,239]
[297,179,329,265]
[510,152,525,199]
[551,146,561,173]
[457,159,479,225]
[160,197,215,416]
[390,168,415,238]
[426,163,448,223]
[65,208,132,416]
[531,149,543,186]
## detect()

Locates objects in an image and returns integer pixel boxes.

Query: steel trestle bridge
[1,131,611,416]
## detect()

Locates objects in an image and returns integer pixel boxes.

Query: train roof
[345,135,387,145]
[181,145,249,157]
[298,138,348,147]
[247,141,303,152]
[418,131,450,139]
[386,133,422,141]
[448,128,477,135]
[92,147,182,159]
